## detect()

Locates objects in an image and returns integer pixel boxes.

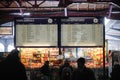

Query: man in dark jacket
[71,57,96,80]
[40,61,50,80]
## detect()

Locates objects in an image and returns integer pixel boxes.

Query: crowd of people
[32,56,97,80]
[0,49,120,80]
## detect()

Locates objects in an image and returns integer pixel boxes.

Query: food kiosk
[15,17,107,80]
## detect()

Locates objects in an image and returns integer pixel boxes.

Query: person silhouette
[0,49,27,80]
[110,64,120,80]
[71,57,96,80]
[40,61,50,80]
[59,59,73,80]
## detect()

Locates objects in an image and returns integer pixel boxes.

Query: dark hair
[64,59,70,66]
[10,49,19,54]
[77,57,85,64]
[6,49,20,60]
[45,61,49,65]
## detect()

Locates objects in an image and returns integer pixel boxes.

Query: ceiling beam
[106,34,120,39]
[110,28,120,31]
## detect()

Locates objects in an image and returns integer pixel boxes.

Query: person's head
[44,61,49,65]
[64,59,70,66]
[77,57,85,68]
[6,49,20,60]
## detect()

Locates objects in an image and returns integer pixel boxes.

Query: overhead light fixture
[20,12,31,16]
[111,11,120,14]
[11,12,30,16]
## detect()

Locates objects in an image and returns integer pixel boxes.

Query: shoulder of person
[85,67,94,72]
[63,66,71,70]
[62,66,73,72]
[73,68,79,73]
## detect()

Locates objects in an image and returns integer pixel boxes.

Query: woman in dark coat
[0,49,27,80]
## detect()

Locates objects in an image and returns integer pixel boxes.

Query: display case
[20,48,59,69]
[20,47,108,69]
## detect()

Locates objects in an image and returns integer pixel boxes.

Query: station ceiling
[0,0,120,40]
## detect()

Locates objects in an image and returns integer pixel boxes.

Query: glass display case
[20,48,59,69]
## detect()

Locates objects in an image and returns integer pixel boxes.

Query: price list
[61,24,103,46]
[16,24,57,46]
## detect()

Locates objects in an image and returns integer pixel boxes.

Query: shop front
[19,47,108,80]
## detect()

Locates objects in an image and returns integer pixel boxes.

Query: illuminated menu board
[15,24,58,47]
[61,24,103,46]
